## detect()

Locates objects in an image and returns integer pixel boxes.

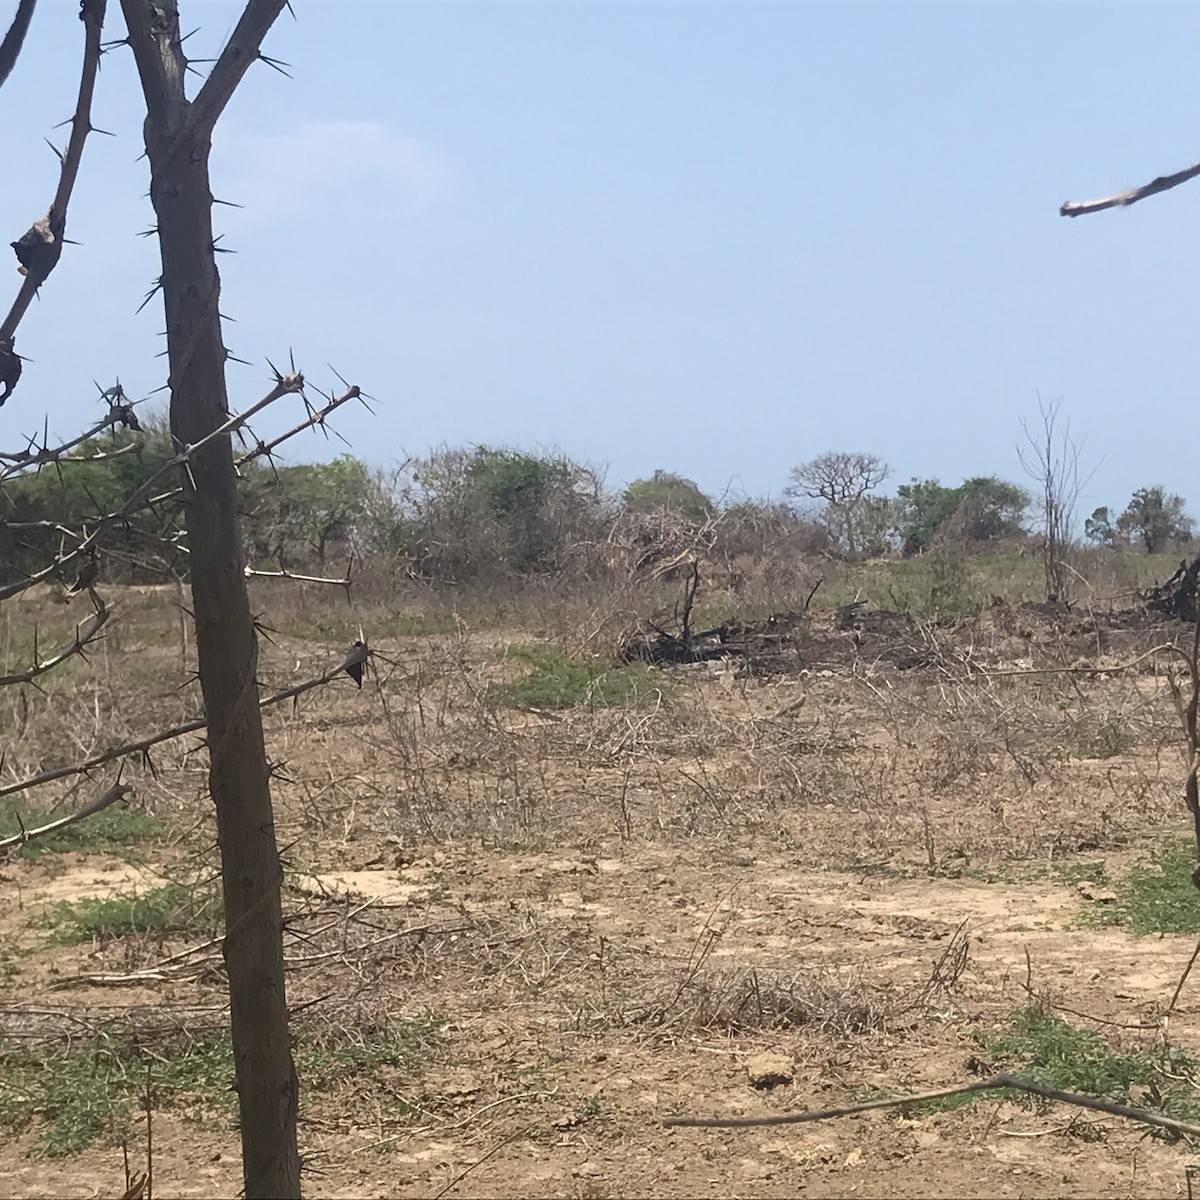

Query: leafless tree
[785,451,890,557]
[1017,397,1098,604]
[119,3,301,1194]
[0,3,372,1195]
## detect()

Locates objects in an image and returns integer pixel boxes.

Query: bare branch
[187,0,289,138]
[0,642,372,801]
[243,565,351,589]
[234,383,362,466]
[0,782,133,851]
[0,0,37,93]
[0,388,144,477]
[0,376,362,616]
[0,603,111,687]
[0,0,108,389]
[0,372,305,602]
[664,1072,1200,1140]
[1061,158,1200,218]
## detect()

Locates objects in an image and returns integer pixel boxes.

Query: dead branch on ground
[665,1071,1200,1139]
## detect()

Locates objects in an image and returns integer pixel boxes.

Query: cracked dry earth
[3,597,1200,1198]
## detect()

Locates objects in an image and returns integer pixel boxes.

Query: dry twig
[1062,159,1200,218]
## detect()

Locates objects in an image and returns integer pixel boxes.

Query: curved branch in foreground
[0,603,110,687]
[0,781,132,851]
[1061,158,1200,217]
[664,1072,1200,1141]
[0,642,372,800]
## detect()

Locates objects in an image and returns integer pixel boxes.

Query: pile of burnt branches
[1142,552,1200,624]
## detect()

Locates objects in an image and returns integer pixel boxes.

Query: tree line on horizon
[0,417,1194,589]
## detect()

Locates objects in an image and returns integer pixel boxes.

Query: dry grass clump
[655,965,896,1037]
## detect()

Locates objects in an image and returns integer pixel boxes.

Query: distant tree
[243,455,374,567]
[1018,397,1096,602]
[1,413,178,581]
[854,495,903,557]
[1084,506,1117,549]
[623,470,714,521]
[950,476,1030,544]
[785,451,890,557]
[897,476,1028,555]
[1116,486,1195,554]
[896,478,964,555]
[391,445,604,582]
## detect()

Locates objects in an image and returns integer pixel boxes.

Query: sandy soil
[3,592,1200,1198]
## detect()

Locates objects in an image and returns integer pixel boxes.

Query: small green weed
[297,1014,440,1090]
[1059,719,1132,761]
[0,1016,439,1155]
[490,644,671,709]
[981,1009,1200,1139]
[1078,841,1200,934]
[1058,861,1110,886]
[0,1027,234,1155]
[0,798,159,861]
[35,880,223,946]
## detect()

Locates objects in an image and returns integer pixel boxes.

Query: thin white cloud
[213,120,447,222]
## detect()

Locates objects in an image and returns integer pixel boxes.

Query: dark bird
[343,639,368,688]
[0,336,20,406]
[67,550,99,595]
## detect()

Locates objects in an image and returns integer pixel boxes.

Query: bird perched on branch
[67,549,99,595]
[0,336,20,406]
[343,639,368,688]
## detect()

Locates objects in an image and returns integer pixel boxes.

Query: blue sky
[1,1,1198,519]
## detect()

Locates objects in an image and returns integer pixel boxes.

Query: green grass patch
[1078,841,1200,935]
[1058,860,1110,886]
[490,644,673,709]
[982,1008,1200,1138]
[0,798,160,860]
[34,880,223,946]
[0,1015,439,1154]
[880,551,984,620]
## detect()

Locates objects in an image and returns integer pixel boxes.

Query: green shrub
[1059,718,1132,761]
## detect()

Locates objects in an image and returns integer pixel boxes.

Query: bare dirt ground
[3,584,1200,1198]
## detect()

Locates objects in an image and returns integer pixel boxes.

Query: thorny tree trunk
[120,2,299,1196]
